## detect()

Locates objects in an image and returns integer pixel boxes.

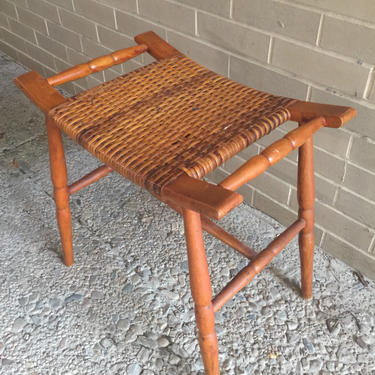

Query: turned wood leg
[46,116,73,266]
[183,208,220,375]
[297,135,315,299]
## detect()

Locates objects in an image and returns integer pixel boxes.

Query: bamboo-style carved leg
[298,135,315,299]
[46,116,73,266]
[183,208,220,375]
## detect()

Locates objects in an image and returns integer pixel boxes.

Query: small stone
[286,320,298,330]
[248,313,257,321]
[2,358,14,366]
[122,283,135,293]
[179,260,189,272]
[126,363,141,375]
[309,359,323,372]
[91,291,104,299]
[276,310,287,321]
[23,332,31,341]
[326,361,336,371]
[157,336,170,348]
[160,289,179,302]
[116,319,129,331]
[355,336,369,349]
[64,293,83,304]
[100,337,116,351]
[137,347,151,363]
[170,354,181,365]
[49,297,61,309]
[302,338,315,354]
[138,335,157,349]
[12,317,27,333]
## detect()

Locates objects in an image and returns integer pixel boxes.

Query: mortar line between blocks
[315,14,324,46]
[368,235,375,254]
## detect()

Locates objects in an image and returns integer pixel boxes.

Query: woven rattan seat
[50,55,295,195]
[15,31,356,374]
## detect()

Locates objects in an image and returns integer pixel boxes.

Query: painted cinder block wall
[1,0,375,279]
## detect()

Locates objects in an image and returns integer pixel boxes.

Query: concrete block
[256,128,286,148]
[100,0,137,13]
[138,0,195,35]
[233,0,321,44]
[27,0,59,23]
[271,38,371,97]
[103,67,122,81]
[59,9,98,41]
[0,12,8,28]
[97,26,137,55]
[350,135,375,172]
[313,126,351,159]
[86,74,103,88]
[251,172,290,204]
[315,201,372,249]
[36,31,67,60]
[0,39,18,60]
[67,47,87,65]
[224,155,290,203]
[16,50,46,74]
[343,163,375,203]
[74,0,115,28]
[323,234,375,280]
[81,37,121,73]
[167,31,229,76]
[12,0,27,7]
[175,0,231,17]
[17,7,47,35]
[314,147,345,183]
[0,27,27,51]
[293,0,375,25]
[0,0,17,18]
[54,56,70,71]
[335,188,375,229]
[24,40,55,68]
[321,16,375,64]
[46,0,74,10]
[230,56,308,99]
[289,174,337,207]
[8,18,36,43]
[198,12,269,62]
[368,73,375,104]
[253,190,296,226]
[237,143,259,160]
[116,10,165,39]
[47,21,81,51]
[311,88,375,139]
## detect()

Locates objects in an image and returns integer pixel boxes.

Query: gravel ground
[1,51,375,375]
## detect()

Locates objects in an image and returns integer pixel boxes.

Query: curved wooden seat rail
[14,31,356,375]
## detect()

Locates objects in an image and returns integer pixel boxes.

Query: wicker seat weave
[50,55,295,195]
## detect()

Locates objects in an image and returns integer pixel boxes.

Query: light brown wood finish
[135,31,183,60]
[68,165,113,195]
[298,132,315,299]
[162,174,243,220]
[46,117,73,266]
[212,218,305,313]
[287,101,356,127]
[13,31,358,375]
[220,116,325,191]
[47,44,148,87]
[183,208,220,375]
[14,71,66,113]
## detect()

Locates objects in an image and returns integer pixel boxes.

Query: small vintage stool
[14,32,356,374]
